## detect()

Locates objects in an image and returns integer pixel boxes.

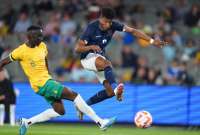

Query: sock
[27,109,61,126]
[104,66,117,90]
[0,104,5,126]
[86,90,111,105]
[74,94,103,124]
[10,104,16,126]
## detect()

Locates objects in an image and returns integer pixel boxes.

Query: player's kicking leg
[19,80,116,135]
[95,57,124,101]
[77,55,124,120]
[61,87,116,130]
[19,108,61,135]
[85,56,124,104]
[81,54,124,104]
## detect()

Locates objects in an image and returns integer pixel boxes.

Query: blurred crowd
[0,0,199,85]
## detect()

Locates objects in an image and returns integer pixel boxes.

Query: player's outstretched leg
[86,89,110,105]
[86,82,124,107]
[61,87,117,130]
[19,108,62,135]
[96,57,124,101]
[85,58,124,107]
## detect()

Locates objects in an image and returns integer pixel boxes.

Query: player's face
[99,17,112,31]
[27,29,44,47]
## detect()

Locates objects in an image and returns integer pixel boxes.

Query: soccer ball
[134,110,153,128]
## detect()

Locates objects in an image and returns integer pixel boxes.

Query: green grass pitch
[0,123,199,135]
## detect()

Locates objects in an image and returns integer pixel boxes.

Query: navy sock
[104,66,117,89]
[86,90,112,105]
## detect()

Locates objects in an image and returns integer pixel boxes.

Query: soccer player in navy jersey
[75,7,167,119]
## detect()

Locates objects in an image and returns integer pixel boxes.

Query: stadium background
[0,0,199,134]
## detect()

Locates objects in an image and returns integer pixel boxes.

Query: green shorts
[37,79,64,104]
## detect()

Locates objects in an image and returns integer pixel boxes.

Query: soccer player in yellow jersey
[0,25,116,135]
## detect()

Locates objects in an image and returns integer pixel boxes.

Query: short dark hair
[27,25,42,32]
[100,7,115,20]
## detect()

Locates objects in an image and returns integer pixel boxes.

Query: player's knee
[70,91,78,101]
[57,109,65,115]
[101,60,111,69]
[53,107,65,115]
[103,64,111,71]
[67,92,78,101]
[106,59,112,66]
[73,91,78,97]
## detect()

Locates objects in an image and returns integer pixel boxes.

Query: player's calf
[103,80,115,97]
[52,101,66,115]
[61,87,78,101]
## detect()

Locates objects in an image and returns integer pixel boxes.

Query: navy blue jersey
[79,20,124,59]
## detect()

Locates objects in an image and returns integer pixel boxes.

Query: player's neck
[26,41,40,48]
[99,24,105,31]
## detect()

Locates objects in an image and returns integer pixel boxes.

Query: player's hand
[89,45,101,52]
[153,39,168,48]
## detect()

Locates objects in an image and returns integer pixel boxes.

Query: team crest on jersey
[102,39,107,44]
[29,59,36,67]
[30,60,36,67]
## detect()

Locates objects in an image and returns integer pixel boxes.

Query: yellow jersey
[9,42,52,92]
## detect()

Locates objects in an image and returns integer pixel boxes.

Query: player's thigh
[61,87,77,101]
[37,80,64,104]
[81,53,110,71]
[95,56,111,71]
[80,53,98,71]
[52,100,65,115]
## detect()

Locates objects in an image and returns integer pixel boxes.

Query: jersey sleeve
[9,46,23,61]
[112,21,124,32]
[80,25,92,44]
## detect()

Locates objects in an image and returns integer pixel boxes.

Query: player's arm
[75,24,101,53]
[75,40,101,53]
[123,25,167,48]
[0,46,23,71]
[0,56,12,71]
